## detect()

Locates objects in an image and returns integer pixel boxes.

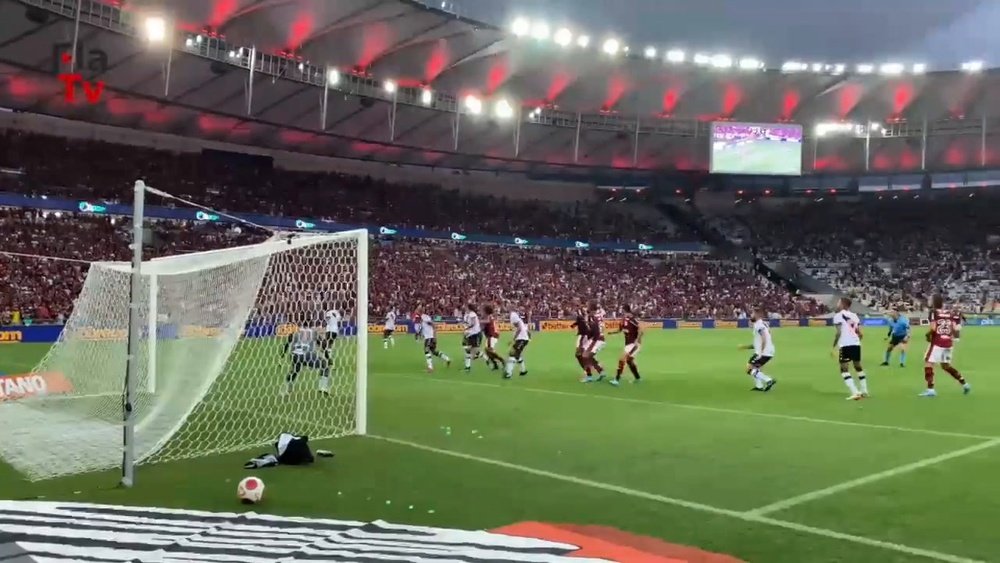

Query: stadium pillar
[163,39,173,97]
[388,89,398,142]
[514,106,522,158]
[246,46,256,117]
[812,135,819,171]
[920,116,928,171]
[70,0,83,73]
[573,112,582,163]
[321,68,329,131]
[632,113,641,167]
[452,106,461,151]
[864,124,871,172]
[982,115,988,167]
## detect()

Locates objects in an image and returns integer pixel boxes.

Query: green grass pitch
[713,141,802,175]
[1,327,998,562]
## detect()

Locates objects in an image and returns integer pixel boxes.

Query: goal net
[0,231,368,481]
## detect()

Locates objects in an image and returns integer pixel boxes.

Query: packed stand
[0,130,689,244]
[737,197,1000,312]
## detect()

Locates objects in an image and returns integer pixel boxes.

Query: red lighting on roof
[829,188,837,194]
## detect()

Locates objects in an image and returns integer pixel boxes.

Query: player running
[462,304,483,372]
[832,297,868,400]
[419,309,451,372]
[610,304,642,386]
[281,326,331,395]
[322,308,342,360]
[920,295,971,397]
[482,304,504,371]
[739,307,777,392]
[504,309,530,379]
[580,303,607,382]
[383,308,397,349]
[570,303,591,377]
[881,310,910,367]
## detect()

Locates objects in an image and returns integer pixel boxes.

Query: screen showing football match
[710,122,803,176]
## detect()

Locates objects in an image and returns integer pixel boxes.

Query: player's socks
[627,360,640,381]
[842,373,860,396]
[899,351,906,366]
[383,339,389,349]
[425,354,434,371]
[616,360,625,380]
[923,366,935,389]
[281,381,293,395]
[857,372,869,396]
[504,357,515,379]
[517,357,527,375]
[318,376,330,394]
[943,366,966,385]
[883,350,891,364]
[963,382,972,395]
[464,354,472,371]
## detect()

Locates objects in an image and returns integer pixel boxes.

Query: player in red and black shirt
[482,304,504,371]
[569,304,591,376]
[581,302,607,382]
[611,304,642,385]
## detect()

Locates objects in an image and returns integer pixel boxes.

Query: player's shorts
[511,339,529,357]
[748,354,772,368]
[924,345,954,364]
[624,343,641,358]
[464,333,482,348]
[838,345,862,363]
[889,334,909,347]
[383,327,394,338]
[575,334,588,350]
[586,338,606,355]
[423,338,437,354]
[487,336,499,350]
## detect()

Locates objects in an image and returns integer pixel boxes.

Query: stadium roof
[1,0,1000,174]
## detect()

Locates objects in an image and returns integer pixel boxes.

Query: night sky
[445,0,994,68]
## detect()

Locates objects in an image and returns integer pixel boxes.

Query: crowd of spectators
[736,197,1000,313]
[0,130,688,244]
[0,211,821,324]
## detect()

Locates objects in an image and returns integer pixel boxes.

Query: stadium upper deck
[2,0,1000,174]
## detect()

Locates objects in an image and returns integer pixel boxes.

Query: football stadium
[0,1,999,561]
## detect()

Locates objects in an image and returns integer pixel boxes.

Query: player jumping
[462,304,483,372]
[482,304,504,371]
[881,310,909,367]
[282,326,331,395]
[383,308,397,349]
[580,303,607,382]
[419,309,451,372]
[920,294,971,397]
[832,297,868,400]
[739,307,777,392]
[610,304,641,386]
[505,309,530,379]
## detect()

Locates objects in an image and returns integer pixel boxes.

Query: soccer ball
[237,476,265,504]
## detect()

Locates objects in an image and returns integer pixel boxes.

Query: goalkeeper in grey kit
[282,327,331,395]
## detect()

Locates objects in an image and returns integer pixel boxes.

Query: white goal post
[0,182,368,483]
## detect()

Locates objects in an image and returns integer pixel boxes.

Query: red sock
[943,366,966,385]
[924,366,935,389]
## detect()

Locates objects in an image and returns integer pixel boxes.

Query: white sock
[425,355,433,370]
[383,339,389,349]
[390,336,395,347]
[753,369,773,384]
[318,376,330,392]
[517,358,526,373]
[505,358,515,377]
[464,354,472,369]
[858,372,868,394]
[440,353,451,363]
[842,373,859,395]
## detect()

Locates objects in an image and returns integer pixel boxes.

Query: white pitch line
[379,372,998,441]
[370,435,984,563]
[746,438,1000,516]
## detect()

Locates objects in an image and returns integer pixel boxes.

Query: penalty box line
[380,372,998,441]
[370,435,985,563]
[746,437,1000,517]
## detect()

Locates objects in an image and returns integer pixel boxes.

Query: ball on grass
[237,476,265,504]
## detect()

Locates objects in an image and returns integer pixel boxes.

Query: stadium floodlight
[738,57,763,70]
[602,38,620,55]
[576,35,591,48]
[493,98,514,119]
[143,16,166,43]
[421,88,433,105]
[184,37,193,48]
[961,60,984,73]
[554,27,573,47]
[511,17,530,37]
[693,53,711,65]
[228,50,236,59]
[810,63,824,73]
[710,54,733,69]
[464,94,483,115]
[327,68,340,86]
[856,63,875,74]
[781,61,806,72]
[815,121,857,137]
[869,122,883,132]
[531,21,551,40]
[912,63,927,74]
[644,46,657,59]
[832,63,846,75]
[195,34,203,44]
[298,62,305,72]
[666,49,686,63]
[879,63,904,75]
[384,80,397,94]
